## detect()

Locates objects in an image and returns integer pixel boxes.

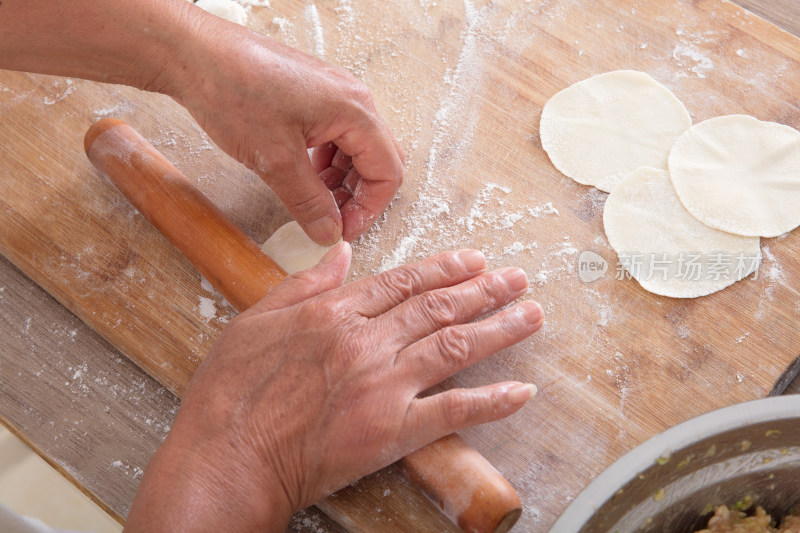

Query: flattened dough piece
[668,114,800,238]
[603,167,761,298]
[261,221,338,274]
[540,70,692,193]
[194,0,248,25]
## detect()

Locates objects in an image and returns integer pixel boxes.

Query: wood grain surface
[1,1,800,532]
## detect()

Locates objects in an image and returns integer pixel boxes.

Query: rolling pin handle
[403,434,522,533]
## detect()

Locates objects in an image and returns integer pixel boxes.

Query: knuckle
[443,390,472,429]
[436,327,473,367]
[288,192,329,218]
[303,297,345,323]
[476,274,504,305]
[488,388,503,419]
[255,149,294,178]
[419,290,459,326]
[379,267,424,301]
[325,63,356,84]
[285,269,316,284]
[433,252,466,280]
[348,80,374,107]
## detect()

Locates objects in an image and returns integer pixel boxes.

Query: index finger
[339,175,401,241]
[333,120,404,240]
[341,249,487,317]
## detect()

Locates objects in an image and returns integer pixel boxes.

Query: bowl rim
[549,395,800,532]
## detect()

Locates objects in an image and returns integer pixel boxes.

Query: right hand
[125,245,543,532]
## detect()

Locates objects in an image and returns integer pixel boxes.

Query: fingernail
[458,249,486,273]
[508,383,538,404]
[305,216,341,245]
[332,148,351,171]
[500,268,528,292]
[519,301,544,325]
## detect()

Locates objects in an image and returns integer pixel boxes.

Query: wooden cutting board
[1,0,799,530]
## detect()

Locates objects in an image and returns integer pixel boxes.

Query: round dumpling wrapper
[603,167,761,298]
[540,70,691,193]
[669,114,800,238]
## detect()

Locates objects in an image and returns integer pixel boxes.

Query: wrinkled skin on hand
[125,245,543,532]
[169,14,404,245]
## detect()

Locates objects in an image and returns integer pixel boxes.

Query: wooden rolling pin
[84,118,522,533]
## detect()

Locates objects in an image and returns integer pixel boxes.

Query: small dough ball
[261,221,339,274]
[603,167,761,298]
[194,0,248,25]
[540,70,692,193]
[668,114,800,238]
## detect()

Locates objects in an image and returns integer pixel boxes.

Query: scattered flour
[198,296,217,322]
[762,245,786,284]
[333,0,363,75]
[43,79,76,105]
[528,202,559,218]
[288,509,331,533]
[497,212,523,229]
[272,16,292,31]
[672,44,714,78]
[608,351,631,410]
[110,460,145,480]
[198,276,234,323]
[334,0,355,29]
[755,244,795,320]
[93,100,135,118]
[456,183,511,233]
[532,239,579,286]
[582,288,614,328]
[271,17,299,46]
[200,277,217,294]
[379,0,487,271]
[304,3,325,58]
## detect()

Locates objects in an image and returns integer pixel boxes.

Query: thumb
[264,150,343,245]
[250,241,352,314]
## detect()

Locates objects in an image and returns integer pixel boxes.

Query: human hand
[1,1,401,246]
[162,11,403,245]
[124,244,543,532]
